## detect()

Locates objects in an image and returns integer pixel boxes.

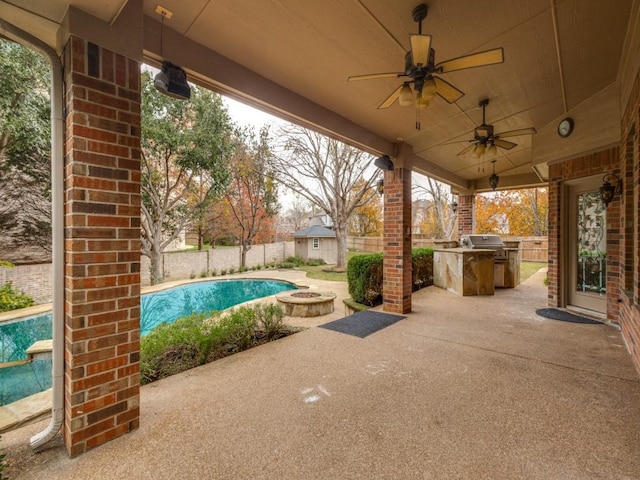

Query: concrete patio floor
[2,268,640,479]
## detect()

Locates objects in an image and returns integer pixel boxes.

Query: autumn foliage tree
[348,179,382,236]
[222,126,279,267]
[475,188,548,236]
[412,177,457,239]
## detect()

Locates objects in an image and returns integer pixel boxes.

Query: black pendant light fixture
[153,5,191,100]
[488,160,499,190]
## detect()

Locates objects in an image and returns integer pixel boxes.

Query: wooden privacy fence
[347,236,548,263]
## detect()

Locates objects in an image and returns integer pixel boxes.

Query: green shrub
[200,270,208,278]
[347,252,383,306]
[140,313,211,383]
[306,258,326,266]
[218,306,257,351]
[411,248,434,291]
[229,267,236,274]
[140,304,293,384]
[346,249,434,305]
[256,303,286,339]
[0,282,35,312]
[279,262,296,269]
[220,269,227,276]
[285,255,305,266]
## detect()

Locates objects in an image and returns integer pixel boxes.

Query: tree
[271,125,378,268]
[412,177,457,239]
[348,179,382,236]
[475,188,548,236]
[223,126,279,267]
[0,39,52,260]
[140,71,235,284]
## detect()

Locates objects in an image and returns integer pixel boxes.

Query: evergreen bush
[0,282,35,312]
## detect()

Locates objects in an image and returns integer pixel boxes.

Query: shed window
[312,238,319,249]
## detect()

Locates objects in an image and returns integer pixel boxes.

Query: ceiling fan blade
[495,127,537,138]
[410,34,432,67]
[457,142,477,156]
[348,72,403,82]
[493,139,518,150]
[433,77,464,104]
[436,47,504,73]
[377,85,403,109]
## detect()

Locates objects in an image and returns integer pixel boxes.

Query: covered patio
[0,0,639,460]
[3,270,640,478]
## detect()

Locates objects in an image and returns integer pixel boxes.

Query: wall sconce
[599,173,622,207]
[376,179,384,195]
[374,155,394,171]
[451,200,458,213]
[488,159,499,190]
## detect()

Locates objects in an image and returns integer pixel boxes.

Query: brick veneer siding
[618,66,640,375]
[383,168,412,313]
[547,148,620,317]
[457,194,475,236]
[63,36,141,456]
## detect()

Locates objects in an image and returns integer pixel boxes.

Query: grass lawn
[519,261,547,283]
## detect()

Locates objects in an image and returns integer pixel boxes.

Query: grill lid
[460,234,505,249]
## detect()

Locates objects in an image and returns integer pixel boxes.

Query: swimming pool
[0,279,296,405]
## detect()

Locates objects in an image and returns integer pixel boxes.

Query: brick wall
[547,148,620,315]
[382,168,412,313]
[457,194,475,236]
[618,65,640,374]
[63,36,141,456]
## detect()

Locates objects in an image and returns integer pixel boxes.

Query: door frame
[563,175,607,314]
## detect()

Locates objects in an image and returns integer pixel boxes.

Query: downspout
[0,21,65,448]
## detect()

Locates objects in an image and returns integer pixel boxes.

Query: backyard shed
[293,225,337,264]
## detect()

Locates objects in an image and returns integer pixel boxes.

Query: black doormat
[319,310,406,338]
[535,308,602,324]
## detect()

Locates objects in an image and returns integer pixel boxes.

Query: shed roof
[292,225,336,238]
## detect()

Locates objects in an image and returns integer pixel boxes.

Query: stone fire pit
[275,290,336,317]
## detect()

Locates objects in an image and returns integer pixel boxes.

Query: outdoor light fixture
[599,173,622,207]
[154,6,191,100]
[374,155,394,171]
[488,159,499,190]
[451,199,458,213]
[376,178,384,195]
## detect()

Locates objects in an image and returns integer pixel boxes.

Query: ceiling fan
[456,98,537,157]
[347,3,504,126]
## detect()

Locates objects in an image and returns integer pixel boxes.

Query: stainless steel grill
[459,234,506,259]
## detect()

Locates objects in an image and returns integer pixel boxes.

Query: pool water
[0,279,296,405]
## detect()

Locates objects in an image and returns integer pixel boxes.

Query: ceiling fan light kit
[347,3,504,127]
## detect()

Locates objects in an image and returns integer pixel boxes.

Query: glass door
[568,178,607,313]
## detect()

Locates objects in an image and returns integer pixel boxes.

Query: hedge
[347,249,434,306]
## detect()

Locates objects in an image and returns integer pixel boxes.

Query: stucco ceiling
[0,0,635,191]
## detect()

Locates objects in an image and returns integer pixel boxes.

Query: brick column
[457,194,475,236]
[63,36,141,456]
[383,144,412,314]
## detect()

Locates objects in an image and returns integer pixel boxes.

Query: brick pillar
[63,36,141,456]
[382,144,412,314]
[457,194,475,236]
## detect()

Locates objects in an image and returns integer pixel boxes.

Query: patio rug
[319,311,406,338]
[535,308,601,324]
